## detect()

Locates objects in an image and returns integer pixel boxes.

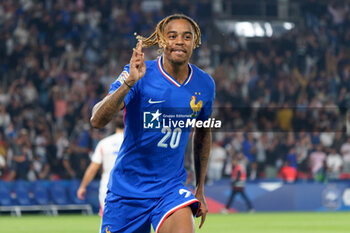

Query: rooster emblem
[190,95,203,117]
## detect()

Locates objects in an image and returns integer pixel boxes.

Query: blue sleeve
[197,75,215,121]
[108,64,135,106]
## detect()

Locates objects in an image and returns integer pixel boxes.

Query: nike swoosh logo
[148,98,165,104]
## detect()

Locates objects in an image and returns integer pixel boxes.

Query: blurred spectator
[332,132,345,151]
[22,80,38,105]
[247,162,258,180]
[0,131,6,178]
[309,144,327,180]
[340,137,350,173]
[7,129,33,180]
[320,130,335,148]
[264,138,280,179]
[326,147,343,179]
[0,87,10,105]
[0,154,5,178]
[328,1,349,27]
[61,146,77,179]
[277,103,293,131]
[255,133,268,177]
[295,132,313,178]
[242,133,256,163]
[207,142,226,184]
[286,147,298,170]
[278,161,297,183]
[0,105,11,130]
[302,0,325,30]
[28,154,50,181]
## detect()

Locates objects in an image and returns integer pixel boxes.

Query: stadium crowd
[0,0,350,183]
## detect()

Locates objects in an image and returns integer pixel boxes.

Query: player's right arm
[90,41,146,129]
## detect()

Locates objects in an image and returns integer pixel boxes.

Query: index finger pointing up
[136,40,143,52]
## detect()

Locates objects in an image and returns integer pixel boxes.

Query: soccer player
[90,14,215,233]
[77,115,124,215]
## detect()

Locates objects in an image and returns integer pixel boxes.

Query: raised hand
[128,40,146,86]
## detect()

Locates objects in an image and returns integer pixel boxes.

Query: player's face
[163,19,195,65]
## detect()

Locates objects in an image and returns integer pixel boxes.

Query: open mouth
[171,49,187,55]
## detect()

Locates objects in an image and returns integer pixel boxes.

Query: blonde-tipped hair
[136,14,201,51]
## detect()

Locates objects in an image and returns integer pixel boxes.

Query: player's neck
[162,58,189,84]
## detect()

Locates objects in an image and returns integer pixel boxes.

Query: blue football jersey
[106,56,215,198]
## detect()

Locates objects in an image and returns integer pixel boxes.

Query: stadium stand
[14,180,32,205]
[0,180,93,216]
[67,179,88,205]
[48,180,92,215]
[32,180,50,205]
[0,180,13,206]
[49,181,70,205]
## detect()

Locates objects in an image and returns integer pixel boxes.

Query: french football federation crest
[190,92,203,117]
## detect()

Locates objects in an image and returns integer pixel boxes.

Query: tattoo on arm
[90,84,129,128]
[193,127,212,190]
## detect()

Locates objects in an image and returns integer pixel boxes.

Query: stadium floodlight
[264,22,273,37]
[253,22,265,37]
[215,20,295,38]
[283,22,293,30]
[235,22,255,37]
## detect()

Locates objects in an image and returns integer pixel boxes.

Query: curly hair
[136,14,201,50]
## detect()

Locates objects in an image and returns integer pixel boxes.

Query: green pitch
[0,212,349,233]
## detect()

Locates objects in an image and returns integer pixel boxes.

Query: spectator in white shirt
[340,137,350,173]
[207,142,226,185]
[326,147,343,179]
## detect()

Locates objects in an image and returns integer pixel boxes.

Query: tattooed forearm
[193,127,212,192]
[90,83,130,129]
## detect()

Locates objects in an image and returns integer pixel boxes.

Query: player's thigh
[158,206,195,233]
[151,184,199,232]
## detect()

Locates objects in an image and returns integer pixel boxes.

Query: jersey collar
[157,56,193,87]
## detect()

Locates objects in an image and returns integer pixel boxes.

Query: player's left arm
[193,124,211,229]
